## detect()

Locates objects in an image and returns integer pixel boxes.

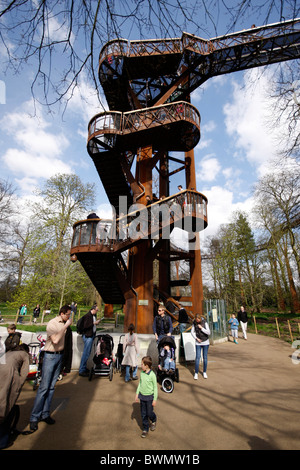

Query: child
[159,344,175,372]
[4,324,22,351]
[135,356,158,438]
[229,314,239,344]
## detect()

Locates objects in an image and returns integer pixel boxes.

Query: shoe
[42,416,55,425]
[141,430,148,438]
[150,421,156,431]
[194,373,198,380]
[132,376,138,380]
[79,371,89,377]
[203,372,208,379]
[125,378,132,383]
[30,421,38,432]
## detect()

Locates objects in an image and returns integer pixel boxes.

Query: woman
[122,324,139,383]
[191,314,211,380]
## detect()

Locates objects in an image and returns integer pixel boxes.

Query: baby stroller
[115,334,125,374]
[89,334,114,381]
[157,336,179,393]
[28,335,46,390]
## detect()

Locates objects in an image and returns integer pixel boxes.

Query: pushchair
[89,334,114,381]
[28,335,46,390]
[115,334,125,374]
[157,336,179,393]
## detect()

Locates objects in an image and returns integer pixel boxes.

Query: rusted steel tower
[70,19,300,333]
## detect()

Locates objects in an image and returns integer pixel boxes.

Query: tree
[30,173,95,306]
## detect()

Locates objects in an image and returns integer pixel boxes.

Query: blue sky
[0,3,298,245]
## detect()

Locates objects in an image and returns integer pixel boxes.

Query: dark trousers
[140,399,156,432]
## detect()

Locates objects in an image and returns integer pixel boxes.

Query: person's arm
[167,316,173,335]
[201,322,210,336]
[49,317,72,345]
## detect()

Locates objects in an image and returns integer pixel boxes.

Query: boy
[135,356,158,438]
[229,313,239,344]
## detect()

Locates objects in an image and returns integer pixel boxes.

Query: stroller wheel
[162,376,174,393]
[109,365,113,381]
[175,368,179,383]
[88,369,93,381]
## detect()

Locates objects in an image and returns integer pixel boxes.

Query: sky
[0,2,298,250]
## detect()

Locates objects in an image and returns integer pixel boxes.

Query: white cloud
[223,68,284,177]
[200,186,254,239]
[197,155,221,182]
[0,99,73,191]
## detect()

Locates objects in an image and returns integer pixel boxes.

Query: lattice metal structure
[71,18,300,333]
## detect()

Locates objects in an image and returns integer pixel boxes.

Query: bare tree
[0,0,299,110]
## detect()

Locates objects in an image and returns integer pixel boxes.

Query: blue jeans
[125,365,137,382]
[195,344,209,374]
[164,357,175,370]
[30,352,63,422]
[79,335,94,374]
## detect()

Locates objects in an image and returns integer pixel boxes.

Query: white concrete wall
[0,327,181,370]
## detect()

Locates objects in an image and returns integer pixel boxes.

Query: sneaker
[203,372,208,379]
[150,421,156,431]
[194,373,198,380]
[141,430,148,438]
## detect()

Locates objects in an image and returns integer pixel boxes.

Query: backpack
[76,315,86,335]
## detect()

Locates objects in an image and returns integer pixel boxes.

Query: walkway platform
[4,333,300,451]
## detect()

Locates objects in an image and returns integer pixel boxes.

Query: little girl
[135,356,158,438]
[229,313,239,344]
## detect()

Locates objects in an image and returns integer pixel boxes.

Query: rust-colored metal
[71,18,300,332]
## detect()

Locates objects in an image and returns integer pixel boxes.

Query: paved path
[6,333,300,451]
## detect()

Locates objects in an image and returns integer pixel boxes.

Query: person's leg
[194,345,201,378]
[125,365,131,382]
[146,400,156,426]
[30,353,62,423]
[140,400,149,432]
[79,335,93,374]
[202,345,209,374]
[132,365,138,379]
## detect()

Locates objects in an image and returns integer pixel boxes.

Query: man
[178,304,189,333]
[237,306,248,340]
[79,305,101,377]
[153,306,173,343]
[29,305,72,431]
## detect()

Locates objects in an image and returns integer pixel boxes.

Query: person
[135,356,158,438]
[122,323,139,383]
[153,306,173,343]
[238,306,248,340]
[176,185,185,208]
[145,195,153,206]
[159,344,175,372]
[229,313,239,344]
[70,302,77,320]
[33,304,40,323]
[4,324,21,352]
[17,304,27,324]
[0,343,30,424]
[79,305,101,377]
[191,313,211,380]
[178,304,189,333]
[58,323,73,380]
[29,305,73,431]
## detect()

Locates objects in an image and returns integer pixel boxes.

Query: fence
[251,316,300,343]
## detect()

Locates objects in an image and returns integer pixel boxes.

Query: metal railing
[71,190,208,254]
[88,101,200,148]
